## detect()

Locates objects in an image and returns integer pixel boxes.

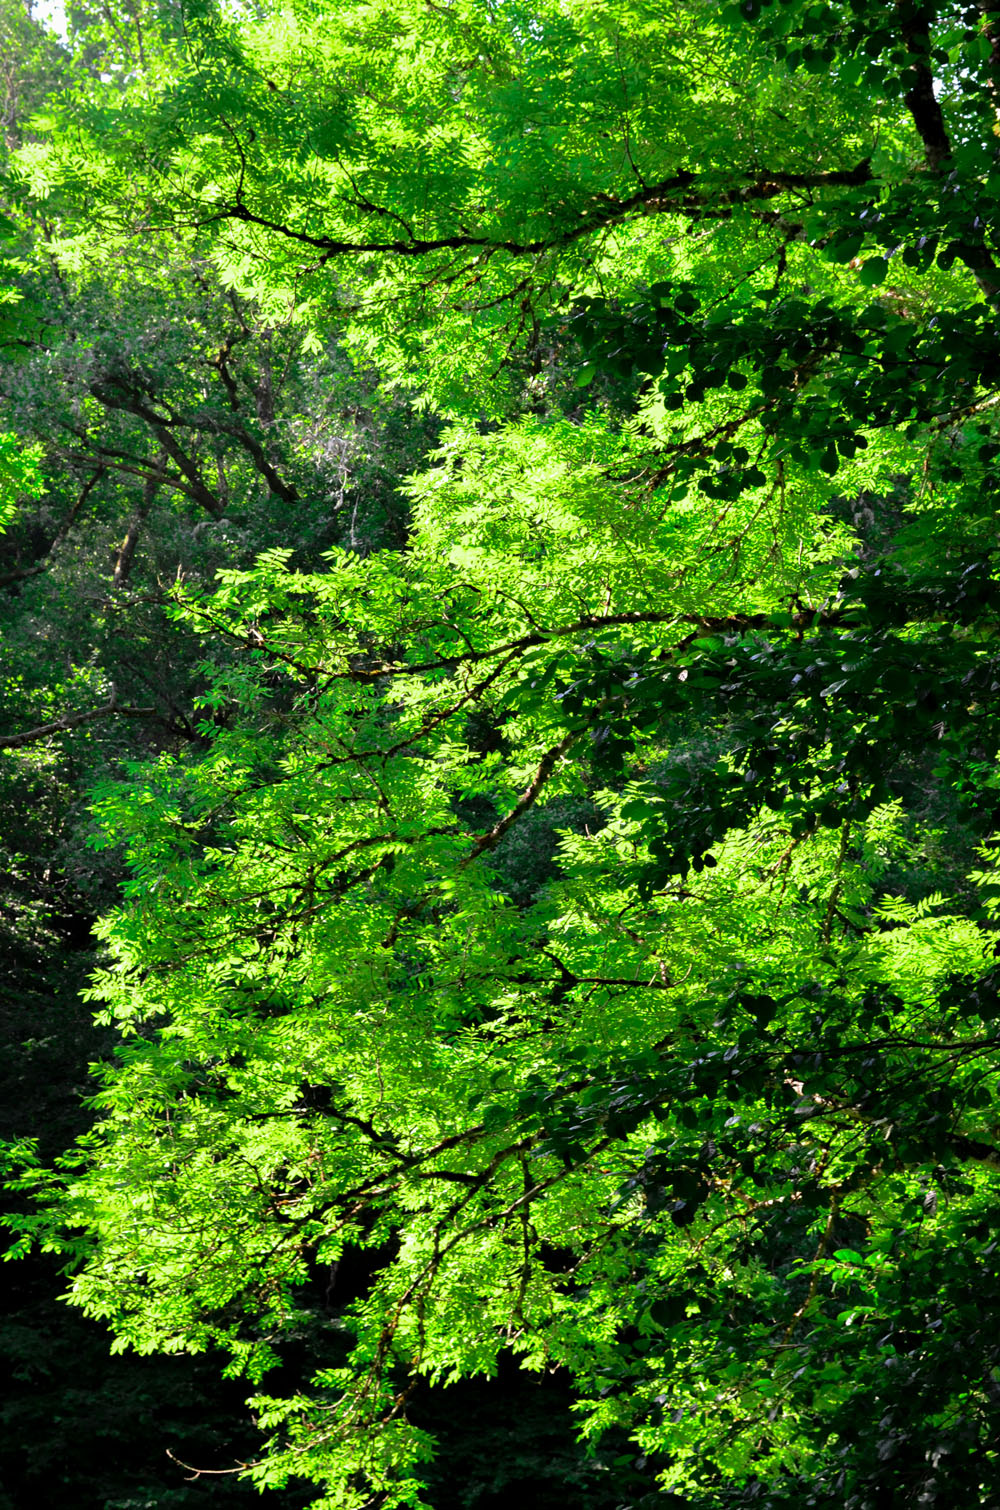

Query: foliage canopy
[7,1,1000,1506]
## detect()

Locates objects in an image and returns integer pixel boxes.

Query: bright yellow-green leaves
[9,0,1000,1505]
[0,429,40,533]
[13,0,894,412]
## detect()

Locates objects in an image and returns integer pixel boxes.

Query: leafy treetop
[7,3,1000,1509]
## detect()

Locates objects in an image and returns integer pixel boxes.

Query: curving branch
[462,722,587,865]
[90,372,299,509]
[89,377,225,517]
[0,695,156,750]
[203,162,872,266]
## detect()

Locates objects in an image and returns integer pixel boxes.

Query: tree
[8,1,1000,1507]
[0,7,439,1502]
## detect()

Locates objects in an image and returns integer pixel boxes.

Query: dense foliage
[5,0,1000,1506]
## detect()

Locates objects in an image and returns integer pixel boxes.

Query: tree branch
[89,378,225,518]
[205,162,872,265]
[900,5,952,170]
[0,696,156,749]
[463,723,586,865]
[113,449,167,589]
[899,2,1000,307]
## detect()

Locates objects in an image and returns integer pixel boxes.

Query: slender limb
[0,696,156,750]
[463,723,586,864]
[113,448,167,588]
[201,163,872,264]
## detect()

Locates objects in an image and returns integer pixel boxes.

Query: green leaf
[828,233,864,263]
[857,258,888,287]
